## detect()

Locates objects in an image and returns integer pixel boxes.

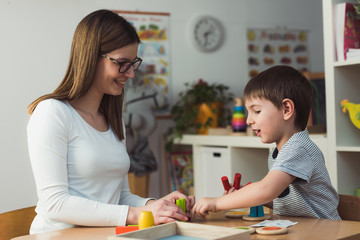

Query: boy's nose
[246,116,253,126]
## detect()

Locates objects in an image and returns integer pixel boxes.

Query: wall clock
[191,16,224,52]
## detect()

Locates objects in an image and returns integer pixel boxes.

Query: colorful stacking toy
[232,97,247,132]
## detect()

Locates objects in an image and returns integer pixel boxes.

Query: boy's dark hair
[243,65,313,131]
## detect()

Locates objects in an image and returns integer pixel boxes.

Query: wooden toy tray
[108,221,250,240]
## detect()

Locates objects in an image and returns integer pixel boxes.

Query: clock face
[192,16,224,52]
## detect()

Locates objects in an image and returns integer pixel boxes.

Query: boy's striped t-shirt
[268,131,341,220]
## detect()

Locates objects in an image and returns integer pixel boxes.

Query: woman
[27,9,194,234]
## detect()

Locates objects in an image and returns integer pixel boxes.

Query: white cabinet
[200,147,230,197]
[179,134,328,198]
[322,0,360,195]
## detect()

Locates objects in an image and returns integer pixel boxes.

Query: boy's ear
[282,98,295,120]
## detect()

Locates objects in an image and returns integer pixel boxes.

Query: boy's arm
[190,170,295,218]
[216,170,295,210]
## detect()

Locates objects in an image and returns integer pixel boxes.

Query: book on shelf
[346,48,360,60]
[334,2,360,61]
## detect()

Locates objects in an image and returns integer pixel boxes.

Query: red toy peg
[244,181,252,187]
[221,176,231,191]
[233,173,242,190]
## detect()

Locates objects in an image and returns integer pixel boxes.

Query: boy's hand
[222,187,236,196]
[190,197,219,219]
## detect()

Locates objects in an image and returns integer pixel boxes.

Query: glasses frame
[100,54,142,73]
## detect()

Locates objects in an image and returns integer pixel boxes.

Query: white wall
[0,0,323,213]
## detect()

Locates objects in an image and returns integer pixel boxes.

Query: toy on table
[242,205,271,221]
[242,183,271,221]
[225,210,249,218]
[232,97,247,133]
[176,198,186,214]
[221,176,231,191]
[110,222,250,240]
[138,211,155,230]
[249,205,264,217]
[221,173,241,192]
[234,226,256,234]
[176,198,188,222]
[244,181,251,187]
[256,226,288,235]
[233,173,242,190]
[115,225,139,235]
[223,173,249,218]
[340,99,360,129]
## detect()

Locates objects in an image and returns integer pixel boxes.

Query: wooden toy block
[243,205,270,221]
[115,226,139,235]
[256,226,287,235]
[256,205,264,217]
[138,211,154,230]
[249,207,257,217]
[176,199,186,214]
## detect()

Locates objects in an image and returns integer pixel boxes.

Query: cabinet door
[200,147,231,197]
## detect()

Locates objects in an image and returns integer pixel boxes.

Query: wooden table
[13,211,360,240]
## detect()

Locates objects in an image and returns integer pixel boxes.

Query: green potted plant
[165,78,234,152]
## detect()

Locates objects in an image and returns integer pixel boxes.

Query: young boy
[191,65,340,220]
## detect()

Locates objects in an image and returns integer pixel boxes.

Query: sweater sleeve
[27,100,129,227]
[119,175,154,206]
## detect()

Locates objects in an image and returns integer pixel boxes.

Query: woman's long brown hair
[27,10,141,140]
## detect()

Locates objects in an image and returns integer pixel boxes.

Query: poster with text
[247,28,310,78]
[116,11,171,114]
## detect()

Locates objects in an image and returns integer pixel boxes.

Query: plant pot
[195,102,224,135]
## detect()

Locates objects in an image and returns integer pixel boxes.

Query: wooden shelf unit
[322,0,360,195]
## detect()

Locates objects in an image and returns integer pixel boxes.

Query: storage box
[108,222,250,240]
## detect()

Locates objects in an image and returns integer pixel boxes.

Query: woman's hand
[143,198,188,225]
[159,191,195,215]
[140,191,195,225]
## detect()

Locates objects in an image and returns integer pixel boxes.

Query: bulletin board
[115,11,171,114]
[247,28,310,78]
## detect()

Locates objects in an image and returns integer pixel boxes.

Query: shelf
[334,66,360,147]
[178,134,327,150]
[334,60,360,67]
[323,0,360,195]
[336,146,360,152]
[178,134,274,149]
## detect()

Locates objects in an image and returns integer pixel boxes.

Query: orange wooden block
[115,226,139,235]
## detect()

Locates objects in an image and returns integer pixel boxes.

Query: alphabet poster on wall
[115,11,171,114]
[247,28,310,78]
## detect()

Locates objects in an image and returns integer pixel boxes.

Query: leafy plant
[165,79,233,152]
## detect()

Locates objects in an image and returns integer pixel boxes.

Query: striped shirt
[268,131,341,220]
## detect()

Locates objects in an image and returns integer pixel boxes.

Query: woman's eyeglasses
[100,54,142,73]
